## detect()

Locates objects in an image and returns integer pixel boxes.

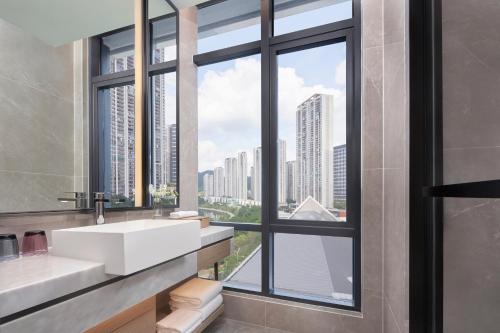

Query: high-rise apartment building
[278,139,287,205]
[167,124,177,183]
[214,167,225,197]
[252,147,262,202]
[333,144,346,203]
[296,93,334,209]
[224,157,238,198]
[286,160,297,202]
[109,55,135,199]
[203,173,214,198]
[237,152,248,200]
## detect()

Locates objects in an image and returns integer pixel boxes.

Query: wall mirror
[0,0,136,213]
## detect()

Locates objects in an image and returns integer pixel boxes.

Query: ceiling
[0,0,210,46]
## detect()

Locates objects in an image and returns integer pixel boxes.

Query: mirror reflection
[0,0,135,212]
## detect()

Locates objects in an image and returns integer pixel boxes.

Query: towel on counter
[170,211,198,218]
[171,294,223,320]
[157,309,202,333]
[170,278,223,308]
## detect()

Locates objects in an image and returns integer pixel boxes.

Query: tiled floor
[204,318,291,333]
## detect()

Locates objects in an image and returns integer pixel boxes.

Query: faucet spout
[94,192,109,225]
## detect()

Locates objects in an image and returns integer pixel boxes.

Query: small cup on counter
[0,234,20,262]
[21,230,48,256]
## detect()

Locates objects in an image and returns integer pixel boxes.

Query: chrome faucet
[57,192,87,209]
[94,192,109,225]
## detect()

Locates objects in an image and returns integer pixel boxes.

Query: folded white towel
[171,294,223,321]
[170,211,198,218]
[170,278,223,308]
[157,309,202,333]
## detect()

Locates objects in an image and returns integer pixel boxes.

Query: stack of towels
[169,211,198,219]
[157,278,223,333]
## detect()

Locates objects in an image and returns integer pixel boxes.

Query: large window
[197,55,262,224]
[195,0,360,310]
[91,1,178,209]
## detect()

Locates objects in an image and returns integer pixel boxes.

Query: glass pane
[198,55,262,224]
[197,0,260,53]
[151,72,177,204]
[273,233,353,305]
[101,28,135,75]
[274,0,352,36]
[99,84,135,207]
[277,42,347,222]
[221,231,262,292]
[151,16,176,64]
[150,0,176,64]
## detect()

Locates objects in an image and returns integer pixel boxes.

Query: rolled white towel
[170,294,223,321]
[170,211,198,218]
[157,309,202,333]
[170,278,222,308]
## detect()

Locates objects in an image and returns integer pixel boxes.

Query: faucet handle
[64,192,87,198]
[93,192,109,202]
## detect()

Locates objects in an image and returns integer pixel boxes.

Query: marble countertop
[0,225,233,319]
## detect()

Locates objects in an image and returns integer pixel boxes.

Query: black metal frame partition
[200,0,361,310]
[88,1,179,210]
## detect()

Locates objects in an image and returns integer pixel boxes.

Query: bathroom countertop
[200,225,235,247]
[0,225,233,320]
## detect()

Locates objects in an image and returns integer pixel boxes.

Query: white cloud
[197,57,346,171]
[335,59,346,86]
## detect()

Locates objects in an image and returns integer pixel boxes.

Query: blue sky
[197,1,351,172]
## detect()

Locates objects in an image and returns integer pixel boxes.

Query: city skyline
[201,93,346,211]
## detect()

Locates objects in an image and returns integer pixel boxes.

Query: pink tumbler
[21,230,48,256]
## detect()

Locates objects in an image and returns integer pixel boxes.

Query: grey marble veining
[0,255,109,318]
[0,225,233,321]
[0,254,196,333]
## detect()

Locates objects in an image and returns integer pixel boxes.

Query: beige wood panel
[197,240,230,271]
[113,309,156,333]
[85,297,156,333]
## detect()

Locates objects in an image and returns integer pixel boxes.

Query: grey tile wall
[178,7,199,211]
[442,1,500,332]
[382,0,409,331]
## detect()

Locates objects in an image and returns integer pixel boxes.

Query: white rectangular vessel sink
[51,219,201,275]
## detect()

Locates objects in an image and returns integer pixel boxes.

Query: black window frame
[89,7,180,211]
[196,0,361,311]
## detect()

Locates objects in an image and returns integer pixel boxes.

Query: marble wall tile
[362,46,384,170]
[383,168,407,330]
[341,289,383,333]
[362,169,383,294]
[265,301,344,333]
[362,0,383,49]
[0,19,74,102]
[0,172,75,212]
[442,34,500,150]
[443,198,500,333]
[443,147,500,184]
[383,0,406,45]
[442,1,500,331]
[0,78,74,177]
[383,41,406,170]
[383,298,402,333]
[221,293,266,327]
[178,7,199,211]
